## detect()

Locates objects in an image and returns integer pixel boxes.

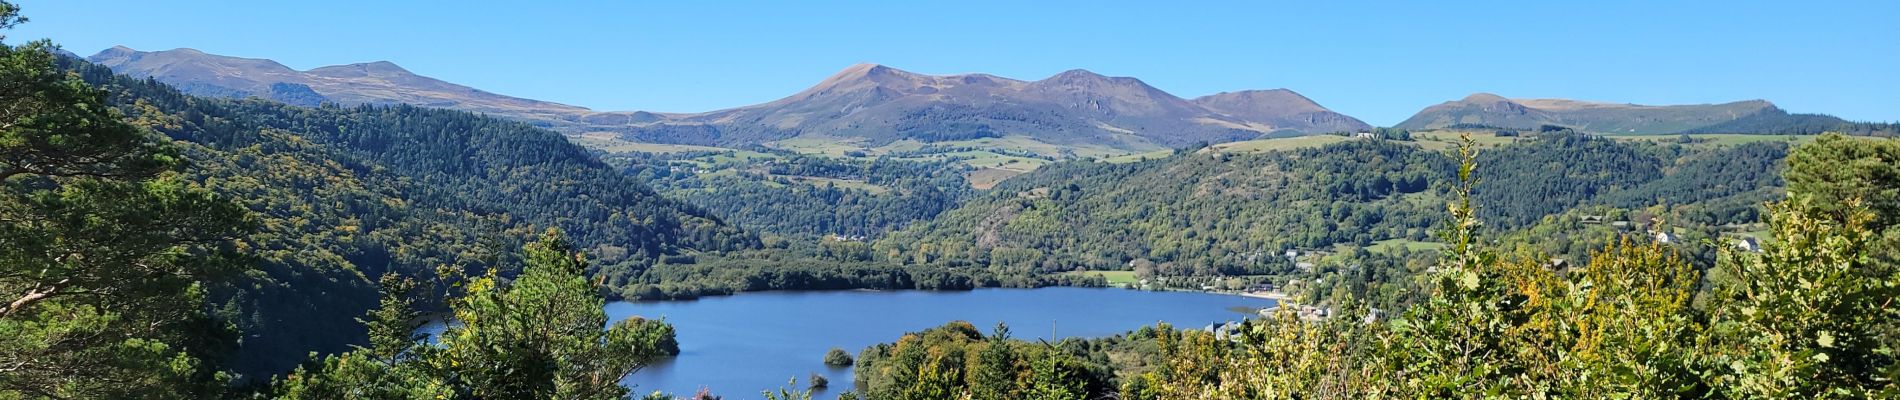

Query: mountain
[88,46,589,117]
[1393,93,1804,134]
[89,47,1367,151]
[609,65,1367,148]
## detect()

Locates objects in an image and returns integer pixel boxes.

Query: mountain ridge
[89,47,1368,151]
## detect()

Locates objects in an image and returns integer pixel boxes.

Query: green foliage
[1117,137,1900,399]
[49,51,756,378]
[618,151,974,239]
[1786,134,1900,229]
[0,14,252,398]
[852,321,1163,399]
[881,139,1451,274]
[1704,199,1897,398]
[824,347,854,367]
[279,230,681,399]
[1472,132,1664,228]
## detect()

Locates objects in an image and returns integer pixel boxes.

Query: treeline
[620,252,1105,300]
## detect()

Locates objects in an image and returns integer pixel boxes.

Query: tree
[1785,133,1900,229]
[1704,199,1898,398]
[0,3,252,397]
[431,229,674,399]
[968,323,1017,400]
[824,347,855,367]
[280,229,681,399]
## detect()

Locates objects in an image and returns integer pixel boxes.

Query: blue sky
[10,1,1897,125]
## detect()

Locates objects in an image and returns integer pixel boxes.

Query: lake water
[608,287,1275,398]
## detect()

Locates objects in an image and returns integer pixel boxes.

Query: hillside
[876,140,1453,273]
[63,56,755,378]
[876,133,1796,275]
[1394,92,1806,134]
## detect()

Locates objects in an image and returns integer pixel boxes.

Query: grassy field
[767,135,870,156]
[1104,135,1356,163]
[1411,130,1530,150]
[1103,150,1173,164]
[1208,135,1353,154]
[568,132,731,153]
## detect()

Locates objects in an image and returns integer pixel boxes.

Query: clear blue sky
[10,0,1897,125]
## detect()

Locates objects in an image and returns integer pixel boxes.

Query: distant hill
[1393,93,1817,134]
[89,47,1367,152]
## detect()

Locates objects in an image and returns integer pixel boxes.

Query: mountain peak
[1460,92,1512,103]
[89,45,139,62]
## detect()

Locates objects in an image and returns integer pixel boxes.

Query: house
[1352,131,1378,139]
[1734,237,1762,252]
[1578,215,1606,224]
[1546,258,1569,271]
[1654,231,1677,244]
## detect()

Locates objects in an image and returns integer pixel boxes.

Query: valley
[6,2,1899,398]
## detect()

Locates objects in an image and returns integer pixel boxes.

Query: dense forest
[878,140,1453,275]
[615,151,974,240]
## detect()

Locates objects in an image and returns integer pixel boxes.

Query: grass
[1103,135,1356,163]
[1206,135,1353,154]
[767,135,870,156]
[567,132,730,154]
[1103,150,1173,164]
[1411,130,1528,151]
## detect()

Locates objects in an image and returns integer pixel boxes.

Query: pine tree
[0,2,252,397]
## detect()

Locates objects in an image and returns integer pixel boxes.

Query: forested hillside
[874,131,1802,300]
[615,151,975,240]
[59,56,756,378]
[878,140,1454,274]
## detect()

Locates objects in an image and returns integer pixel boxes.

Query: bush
[824,348,854,366]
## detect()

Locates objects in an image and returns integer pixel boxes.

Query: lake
[608,287,1275,398]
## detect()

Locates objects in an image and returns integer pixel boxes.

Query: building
[1654,231,1677,244]
[1734,237,1762,252]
